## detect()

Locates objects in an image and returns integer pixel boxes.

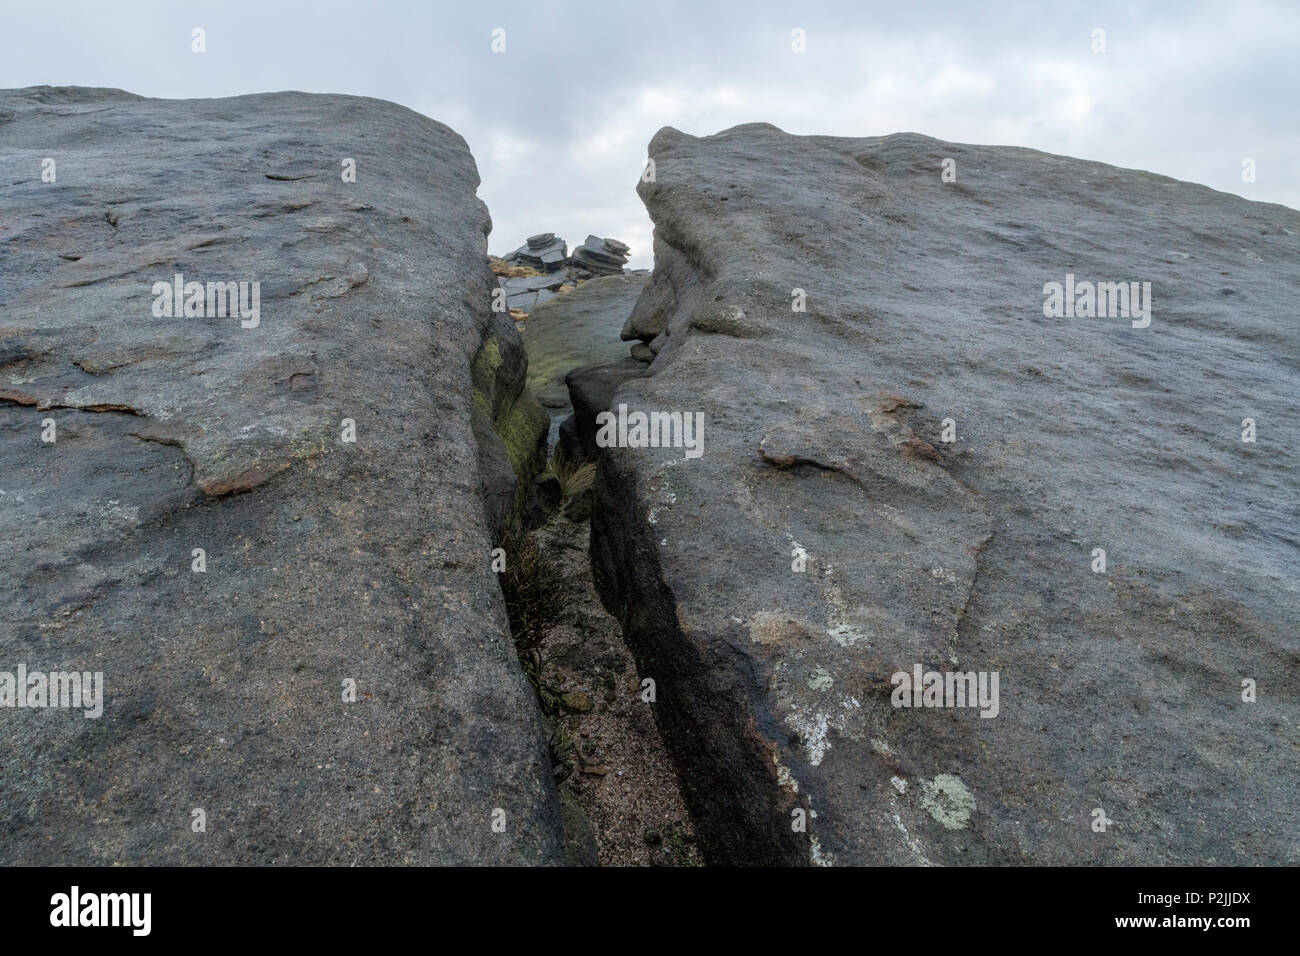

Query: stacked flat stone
[570,235,630,275]
[498,270,572,313]
[505,232,568,271]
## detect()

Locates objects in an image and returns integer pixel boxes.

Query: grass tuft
[496,520,565,664]
[546,447,597,499]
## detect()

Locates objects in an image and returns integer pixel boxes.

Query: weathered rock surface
[471,310,552,536]
[523,275,649,409]
[0,87,563,864]
[562,359,649,464]
[592,123,1300,865]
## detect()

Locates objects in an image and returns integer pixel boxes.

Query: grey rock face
[563,358,649,464]
[592,123,1300,865]
[0,87,563,864]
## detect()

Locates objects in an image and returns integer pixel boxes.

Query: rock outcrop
[591,123,1300,865]
[496,235,638,315]
[0,87,562,864]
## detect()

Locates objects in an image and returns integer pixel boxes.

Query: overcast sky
[3,1,1296,268]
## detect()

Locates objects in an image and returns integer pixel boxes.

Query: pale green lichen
[920,773,975,830]
[524,349,582,396]
[495,393,548,484]
[810,835,836,867]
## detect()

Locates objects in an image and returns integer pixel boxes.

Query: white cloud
[0,0,1295,264]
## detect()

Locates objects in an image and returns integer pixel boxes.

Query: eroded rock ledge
[590,123,1299,865]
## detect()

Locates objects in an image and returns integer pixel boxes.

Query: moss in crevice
[471,320,549,529]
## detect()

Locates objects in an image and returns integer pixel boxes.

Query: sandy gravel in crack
[530,507,701,867]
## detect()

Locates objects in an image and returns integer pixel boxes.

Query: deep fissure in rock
[481,252,704,865]
[489,449,702,866]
